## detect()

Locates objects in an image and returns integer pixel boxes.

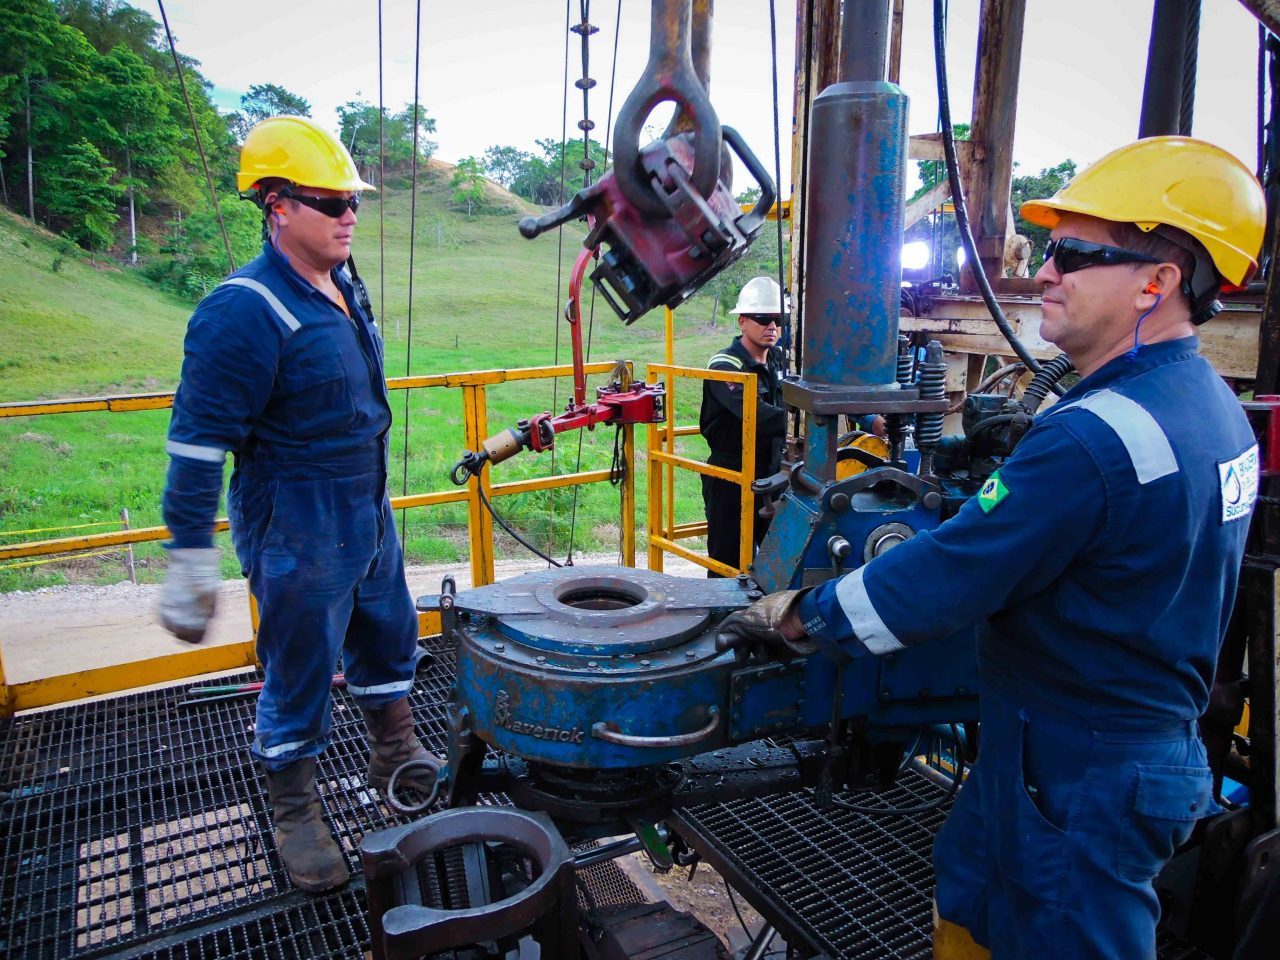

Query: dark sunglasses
[1044,237,1162,274]
[281,189,361,218]
[743,315,781,327]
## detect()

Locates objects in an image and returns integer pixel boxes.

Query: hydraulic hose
[931,0,1065,398]
[1020,353,1074,413]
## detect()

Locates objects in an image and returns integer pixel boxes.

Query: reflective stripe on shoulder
[220,277,302,332]
[834,566,906,655]
[1074,389,1178,484]
[166,439,226,463]
[708,353,743,370]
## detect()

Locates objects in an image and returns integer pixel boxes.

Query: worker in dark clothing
[156,117,438,894]
[700,277,788,575]
[717,138,1265,958]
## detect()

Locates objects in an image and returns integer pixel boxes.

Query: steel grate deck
[0,636,645,960]
[675,771,950,959]
[0,635,1215,959]
[675,773,1213,960]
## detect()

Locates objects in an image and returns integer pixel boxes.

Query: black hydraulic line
[1180,0,1200,136]
[1020,353,1074,413]
[1139,0,1195,139]
[769,0,790,373]
[480,483,563,567]
[156,0,235,273]
[932,0,1061,396]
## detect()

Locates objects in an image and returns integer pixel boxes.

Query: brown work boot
[362,697,441,795]
[263,758,349,893]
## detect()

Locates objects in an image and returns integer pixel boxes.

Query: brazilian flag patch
[978,472,1010,513]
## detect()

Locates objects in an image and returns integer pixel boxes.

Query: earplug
[1144,282,1160,295]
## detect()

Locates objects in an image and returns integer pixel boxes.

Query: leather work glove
[717,589,818,656]
[157,547,221,643]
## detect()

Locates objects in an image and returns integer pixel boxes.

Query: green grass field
[0,172,738,590]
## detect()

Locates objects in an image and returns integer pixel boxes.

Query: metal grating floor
[676,773,1213,960]
[1,634,1214,960]
[0,637,642,960]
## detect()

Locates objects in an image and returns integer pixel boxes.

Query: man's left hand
[717,589,817,655]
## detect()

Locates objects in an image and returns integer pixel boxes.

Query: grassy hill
[0,169,737,590]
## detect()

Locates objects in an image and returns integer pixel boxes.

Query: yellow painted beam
[4,641,260,715]
[649,450,743,483]
[388,361,617,391]
[0,519,230,562]
[651,534,737,577]
[670,521,709,539]
[0,392,176,417]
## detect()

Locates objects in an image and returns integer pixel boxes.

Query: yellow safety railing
[645,362,756,578]
[0,362,634,715]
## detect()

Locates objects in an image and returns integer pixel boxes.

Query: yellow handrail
[645,363,757,578]
[0,361,634,714]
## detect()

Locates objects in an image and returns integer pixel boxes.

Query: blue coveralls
[162,242,419,771]
[795,338,1259,958]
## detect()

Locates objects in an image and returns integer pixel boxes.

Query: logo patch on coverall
[1219,444,1259,523]
[978,472,1009,513]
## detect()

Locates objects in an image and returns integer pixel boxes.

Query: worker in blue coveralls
[717,137,1266,959]
[156,116,438,894]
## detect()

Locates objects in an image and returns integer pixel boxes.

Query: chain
[571,1,599,187]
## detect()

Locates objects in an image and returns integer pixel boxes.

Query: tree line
[1,0,436,300]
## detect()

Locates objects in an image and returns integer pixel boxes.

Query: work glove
[716,589,818,656]
[157,547,221,643]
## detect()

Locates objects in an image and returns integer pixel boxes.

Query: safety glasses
[743,315,781,327]
[1044,237,1162,274]
[282,190,361,218]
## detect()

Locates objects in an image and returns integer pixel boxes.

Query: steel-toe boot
[362,697,441,795]
[262,758,349,893]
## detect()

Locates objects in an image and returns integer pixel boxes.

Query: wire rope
[155,0,234,273]
[400,0,423,550]
[547,0,574,565]
[378,0,387,336]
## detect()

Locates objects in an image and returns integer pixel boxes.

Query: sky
[157,0,1263,192]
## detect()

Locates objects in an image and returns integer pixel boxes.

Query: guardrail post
[646,368,666,573]
[462,384,496,587]
[620,422,636,567]
[739,374,758,574]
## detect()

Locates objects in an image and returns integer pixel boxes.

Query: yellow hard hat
[1020,137,1264,286]
[237,115,375,194]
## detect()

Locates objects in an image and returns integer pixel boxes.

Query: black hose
[931,0,1065,398]
[451,454,564,567]
[1020,353,1074,413]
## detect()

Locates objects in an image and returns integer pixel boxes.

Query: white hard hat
[730,276,783,315]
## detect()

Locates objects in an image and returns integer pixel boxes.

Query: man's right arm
[163,289,286,547]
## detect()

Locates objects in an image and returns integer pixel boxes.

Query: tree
[227,83,310,142]
[336,98,436,179]
[450,156,486,216]
[482,145,531,191]
[39,137,118,248]
[1011,159,1077,268]
[82,44,176,262]
[484,137,607,205]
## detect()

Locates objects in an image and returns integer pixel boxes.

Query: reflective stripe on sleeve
[221,277,302,332]
[708,353,743,369]
[1077,390,1178,484]
[165,440,226,463]
[834,566,906,654]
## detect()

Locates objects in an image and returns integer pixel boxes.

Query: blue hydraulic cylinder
[800,80,909,390]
